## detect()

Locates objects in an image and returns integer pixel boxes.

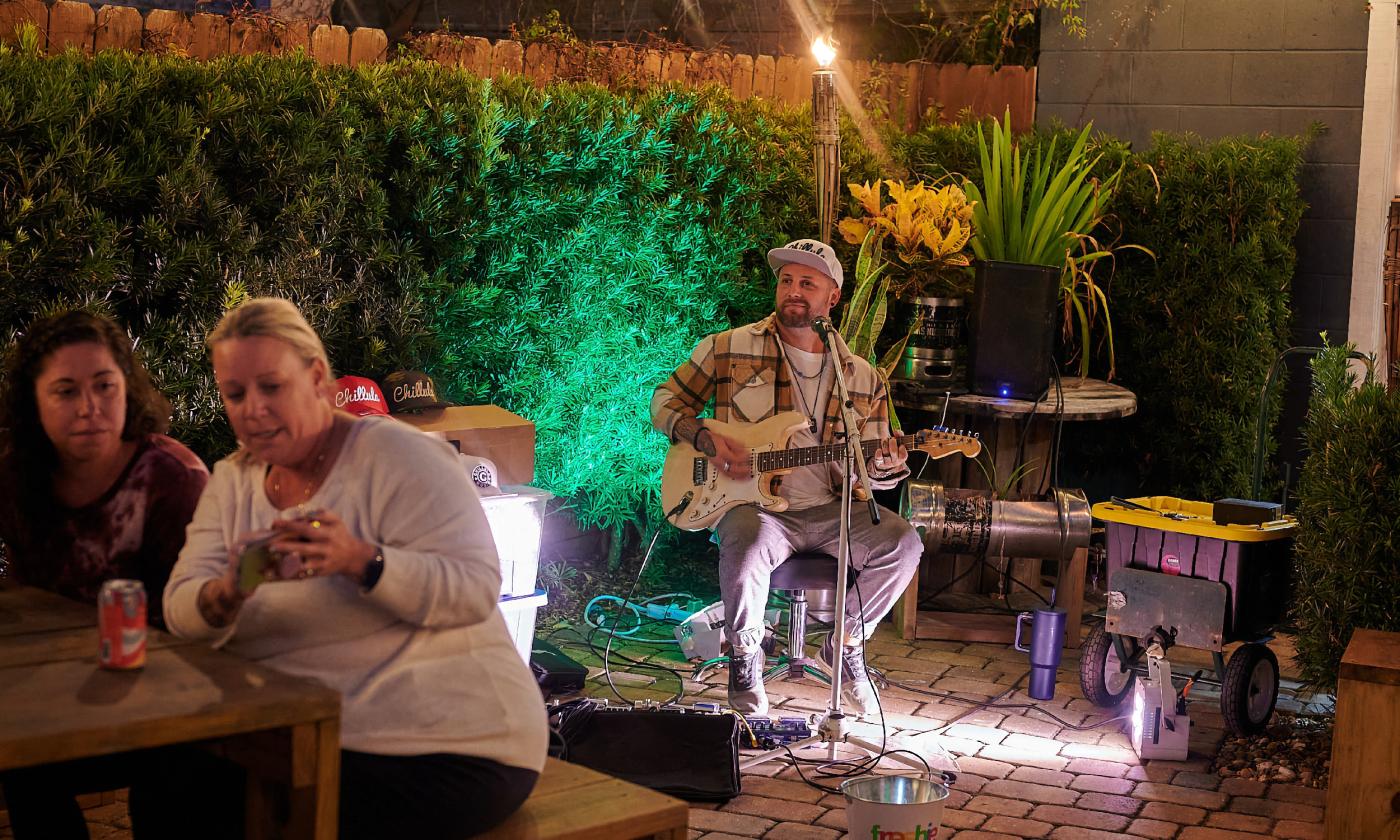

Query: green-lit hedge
[897,125,1307,500]
[0,41,881,533]
[1291,343,1400,690]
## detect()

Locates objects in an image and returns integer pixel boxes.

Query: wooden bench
[480,757,688,840]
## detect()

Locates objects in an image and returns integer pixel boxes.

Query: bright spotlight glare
[1130,682,1145,750]
[481,494,546,597]
[811,37,836,67]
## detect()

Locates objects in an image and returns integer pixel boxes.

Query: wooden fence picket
[0,0,1037,131]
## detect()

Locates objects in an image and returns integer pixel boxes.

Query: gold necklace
[270,420,338,505]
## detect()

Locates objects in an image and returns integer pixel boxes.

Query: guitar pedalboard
[743,715,816,747]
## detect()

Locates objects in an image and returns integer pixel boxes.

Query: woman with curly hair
[0,310,209,840]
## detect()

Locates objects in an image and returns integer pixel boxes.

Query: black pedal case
[550,701,741,802]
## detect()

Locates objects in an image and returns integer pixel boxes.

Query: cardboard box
[394,405,535,484]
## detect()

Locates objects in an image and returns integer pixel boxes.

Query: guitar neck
[753,435,914,474]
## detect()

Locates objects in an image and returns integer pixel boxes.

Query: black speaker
[967,260,1059,400]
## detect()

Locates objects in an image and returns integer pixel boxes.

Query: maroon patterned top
[0,434,209,628]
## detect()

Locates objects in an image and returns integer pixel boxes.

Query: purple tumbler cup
[1015,607,1067,701]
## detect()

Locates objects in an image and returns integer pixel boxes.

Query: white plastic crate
[479,486,552,598]
[498,588,547,663]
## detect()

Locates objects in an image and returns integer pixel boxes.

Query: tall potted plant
[961,109,1140,397]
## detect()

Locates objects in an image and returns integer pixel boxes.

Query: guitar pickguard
[680,441,780,529]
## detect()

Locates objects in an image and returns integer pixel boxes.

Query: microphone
[810,316,834,343]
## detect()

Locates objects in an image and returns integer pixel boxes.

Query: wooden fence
[0,0,1036,132]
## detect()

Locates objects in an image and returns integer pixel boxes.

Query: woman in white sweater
[162,297,546,839]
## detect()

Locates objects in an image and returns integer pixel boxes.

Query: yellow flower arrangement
[838,179,975,287]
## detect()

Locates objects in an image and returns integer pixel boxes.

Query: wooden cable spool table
[891,378,1137,647]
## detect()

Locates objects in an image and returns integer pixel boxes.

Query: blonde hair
[207,297,333,379]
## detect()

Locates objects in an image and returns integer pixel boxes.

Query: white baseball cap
[459,453,502,496]
[766,238,843,289]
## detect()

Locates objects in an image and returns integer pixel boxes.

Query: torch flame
[811,36,836,68]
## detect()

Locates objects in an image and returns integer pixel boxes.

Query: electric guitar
[660,411,981,531]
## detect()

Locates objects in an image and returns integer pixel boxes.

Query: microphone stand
[739,319,928,774]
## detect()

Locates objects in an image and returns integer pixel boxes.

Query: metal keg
[892,297,967,392]
[905,296,967,350]
[894,346,962,388]
[900,479,1091,562]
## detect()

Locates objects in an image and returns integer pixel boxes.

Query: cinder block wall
[1038,0,1368,482]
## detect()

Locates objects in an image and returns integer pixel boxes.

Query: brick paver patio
[0,616,1330,840]
[562,616,1330,840]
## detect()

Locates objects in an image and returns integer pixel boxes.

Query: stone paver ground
[556,616,1329,840]
[0,616,1330,840]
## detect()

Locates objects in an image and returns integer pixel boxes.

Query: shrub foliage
[0,42,884,532]
[0,40,1306,532]
[1291,343,1400,690]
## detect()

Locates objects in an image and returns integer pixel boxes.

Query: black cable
[1040,362,1065,498]
[1003,567,1052,607]
[592,493,699,704]
[1011,386,1048,496]
[544,621,690,700]
[586,621,689,704]
[916,551,991,606]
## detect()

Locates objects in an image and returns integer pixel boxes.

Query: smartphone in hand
[236,531,302,593]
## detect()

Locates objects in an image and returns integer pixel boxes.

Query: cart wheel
[1080,624,1139,707]
[1221,643,1279,736]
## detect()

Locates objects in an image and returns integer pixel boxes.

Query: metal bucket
[841,774,951,840]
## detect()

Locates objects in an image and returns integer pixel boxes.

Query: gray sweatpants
[714,501,924,652]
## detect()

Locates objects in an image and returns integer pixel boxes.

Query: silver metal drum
[900,479,1091,561]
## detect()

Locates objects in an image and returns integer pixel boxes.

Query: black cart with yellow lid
[1081,496,1296,737]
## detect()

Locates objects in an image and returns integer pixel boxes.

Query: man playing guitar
[651,238,923,718]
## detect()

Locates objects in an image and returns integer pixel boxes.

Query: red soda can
[1161,554,1182,576]
[98,579,147,670]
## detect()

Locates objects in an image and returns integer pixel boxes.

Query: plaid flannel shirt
[651,313,909,494]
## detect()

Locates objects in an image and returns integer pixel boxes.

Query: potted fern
[961,109,1142,397]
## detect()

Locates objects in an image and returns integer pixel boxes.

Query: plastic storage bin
[479,486,552,598]
[1092,496,1296,640]
[498,588,548,664]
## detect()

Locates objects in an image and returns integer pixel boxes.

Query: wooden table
[893,378,1136,647]
[480,757,688,840]
[0,584,342,840]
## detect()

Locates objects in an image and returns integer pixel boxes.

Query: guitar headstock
[909,427,982,460]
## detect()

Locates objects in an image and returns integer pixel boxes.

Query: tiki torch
[811,36,839,245]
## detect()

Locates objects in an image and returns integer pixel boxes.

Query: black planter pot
[967,259,1059,400]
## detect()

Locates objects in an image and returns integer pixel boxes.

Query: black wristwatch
[361,549,386,591]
